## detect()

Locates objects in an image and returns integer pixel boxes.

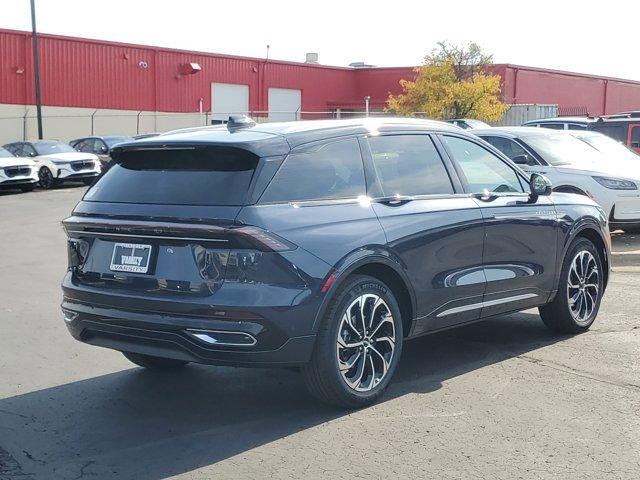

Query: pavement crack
[516,354,640,392]
[73,461,95,480]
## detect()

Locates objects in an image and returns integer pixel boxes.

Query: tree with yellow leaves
[387,41,508,122]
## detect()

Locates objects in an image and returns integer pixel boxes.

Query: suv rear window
[84,147,258,206]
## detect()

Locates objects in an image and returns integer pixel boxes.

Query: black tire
[19,184,36,192]
[539,237,604,334]
[82,178,94,186]
[302,275,403,409]
[122,351,189,370]
[38,167,56,189]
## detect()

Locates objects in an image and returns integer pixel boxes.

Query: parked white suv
[3,140,101,189]
[0,146,38,192]
[475,127,640,232]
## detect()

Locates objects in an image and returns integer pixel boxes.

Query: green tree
[387,41,508,122]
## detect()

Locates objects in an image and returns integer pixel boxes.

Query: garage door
[211,83,249,122]
[268,88,302,121]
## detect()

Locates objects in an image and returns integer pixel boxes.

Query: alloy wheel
[566,250,599,325]
[336,294,396,392]
[39,168,53,189]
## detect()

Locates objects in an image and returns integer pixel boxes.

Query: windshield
[104,136,133,147]
[0,147,14,158]
[573,133,639,160]
[33,141,76,155]
[521,133,604,166]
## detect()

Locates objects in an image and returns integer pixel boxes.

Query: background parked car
[522,116,596,130]
[570,130,640,162]
[588,113,640,154]
[132,132,161,140]
[445,118,491,129]
[475,127,640,232]
[0,146,38,192]
[3,140,101,189]
[69,135,133,168]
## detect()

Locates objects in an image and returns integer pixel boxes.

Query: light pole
[364,96,370,117]
[30,0,43,139]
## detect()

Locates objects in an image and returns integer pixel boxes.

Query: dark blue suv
[61,117,610,408]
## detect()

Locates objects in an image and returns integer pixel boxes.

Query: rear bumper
[62,299,316,367]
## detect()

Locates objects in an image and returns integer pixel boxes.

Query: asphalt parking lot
[1,186,639,480]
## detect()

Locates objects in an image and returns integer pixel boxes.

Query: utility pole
[30,0,43,139]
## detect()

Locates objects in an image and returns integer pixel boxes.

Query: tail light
[232,226,297,252]
[68,239,90,267]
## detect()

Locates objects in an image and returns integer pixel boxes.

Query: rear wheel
[38,167,56,189]
[122,351,189,370]
[19,184,36,192]
[539,238,603,333]
[302,275,403,409]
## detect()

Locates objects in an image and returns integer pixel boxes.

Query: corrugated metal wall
[0,29,359,114]
[3,28,640,116]
[0,31,29,105]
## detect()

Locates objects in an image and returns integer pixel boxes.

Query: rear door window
[260,137,365,203]
[367,135,454,196]
[84,147,258,206]
[481,136,529,160]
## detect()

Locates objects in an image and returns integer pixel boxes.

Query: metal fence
[492,104,558,126]
[0,104,560,144]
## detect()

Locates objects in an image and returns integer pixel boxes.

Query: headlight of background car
[593,176,638,190]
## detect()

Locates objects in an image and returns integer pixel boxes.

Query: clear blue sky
[3,0,639,80]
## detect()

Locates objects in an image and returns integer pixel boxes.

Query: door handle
[472,192,498,202]
[375,195,414,206]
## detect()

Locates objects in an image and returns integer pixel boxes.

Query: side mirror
[529,173,552,197]
[29,152,36,157]
[100,146,109,154]
[512,154,536,166]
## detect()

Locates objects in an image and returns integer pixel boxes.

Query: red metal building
[2,28,640,117]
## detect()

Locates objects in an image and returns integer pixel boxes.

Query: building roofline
[0,27,354,72]
[496,63,640,86]
[4,28,640,85]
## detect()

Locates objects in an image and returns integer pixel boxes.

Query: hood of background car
[38,152,99,161]
[0,158,36,168]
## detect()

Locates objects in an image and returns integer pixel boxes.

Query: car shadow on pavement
[0,311,565,479]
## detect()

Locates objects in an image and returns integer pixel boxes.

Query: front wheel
[82,178,95,186]
[38,167,56,189]
[20,184,36,192]
[302,275,403,409]
[539,238,604,333]
[122,351,189,370]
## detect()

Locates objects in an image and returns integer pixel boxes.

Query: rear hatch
[63,145,293,300]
